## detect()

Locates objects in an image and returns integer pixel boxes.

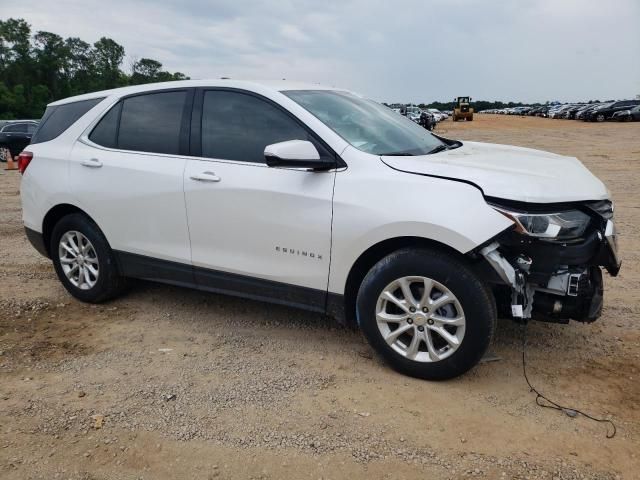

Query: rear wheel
[50,213,127,303]
[356,248,495,380]
[596,113,605,122]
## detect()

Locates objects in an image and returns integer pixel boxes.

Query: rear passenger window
[201,90,310,163]
[118,91,186,155]
[31,97,104,144]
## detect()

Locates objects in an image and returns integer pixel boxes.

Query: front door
[183,89,335,311]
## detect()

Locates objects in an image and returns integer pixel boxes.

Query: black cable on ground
[520,322,616,439]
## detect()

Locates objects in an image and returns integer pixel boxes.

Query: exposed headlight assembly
[494,208,591,240]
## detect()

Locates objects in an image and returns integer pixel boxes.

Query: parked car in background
[575,104,603,120]
[427,108,446,121]
[508,106,531,115]
[572,104,596,120]
[0,120,39,160]
[527,106,548,117]
[562,104,586,119]
[612,104,640,122]
[584,100,640,122]
[418,110,436,130]
[549,104,574,118]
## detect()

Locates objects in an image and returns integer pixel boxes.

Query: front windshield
[283,90,444,156]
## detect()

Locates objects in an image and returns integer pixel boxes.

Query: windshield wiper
[426,144,449,155]
[380,143,453,156]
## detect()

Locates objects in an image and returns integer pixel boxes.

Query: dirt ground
[1,115,639,480]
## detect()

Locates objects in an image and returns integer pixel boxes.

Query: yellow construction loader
[453,96,474,121]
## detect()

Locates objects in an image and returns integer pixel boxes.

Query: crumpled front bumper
[602,219,621,276]
[479,214,620,324]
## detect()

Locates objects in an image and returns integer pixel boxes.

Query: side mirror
[264,140,332,170]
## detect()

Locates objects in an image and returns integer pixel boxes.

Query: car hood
[381,141,609,203]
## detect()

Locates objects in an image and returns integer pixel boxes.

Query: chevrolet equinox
[19,80,621,379]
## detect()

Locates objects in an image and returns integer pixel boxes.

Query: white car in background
[19,80,620,380]
[428,108,446,121]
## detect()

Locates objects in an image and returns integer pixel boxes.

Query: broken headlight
[494,208,591,240]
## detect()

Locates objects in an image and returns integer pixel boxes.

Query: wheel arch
[337,236,473,327]
[42,204,95,257]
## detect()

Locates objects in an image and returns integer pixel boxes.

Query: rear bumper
[25,227,49,258]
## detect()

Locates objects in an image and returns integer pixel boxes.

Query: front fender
[328,148,513,294]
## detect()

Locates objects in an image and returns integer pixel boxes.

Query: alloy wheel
[375,276,466,362]
[58,230,99,290]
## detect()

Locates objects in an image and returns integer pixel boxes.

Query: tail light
[17,151,33,174]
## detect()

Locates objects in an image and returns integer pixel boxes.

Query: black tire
[356,248,496,380]
[596,113,605,122]
[50,213,127,303]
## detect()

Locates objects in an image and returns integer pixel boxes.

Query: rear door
[70,89,194,281]
[183,89,336,310]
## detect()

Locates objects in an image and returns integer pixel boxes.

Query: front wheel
[51,213,127,303]
[356,248,495,380]
[596,113,605,122]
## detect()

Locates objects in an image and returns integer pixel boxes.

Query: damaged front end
[478,199,620,323]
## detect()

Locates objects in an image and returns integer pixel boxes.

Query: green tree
[33,31,69,100]
[93,37,125,89]
[131,58,189,84]
[65,37,95,95]
[0,17,189,118]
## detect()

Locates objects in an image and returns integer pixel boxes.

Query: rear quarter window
[89,102,121,149]
[31,97,104,144]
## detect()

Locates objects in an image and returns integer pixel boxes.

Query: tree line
[0,18,189,119]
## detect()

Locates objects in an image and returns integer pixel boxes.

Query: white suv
[20,80,620,379]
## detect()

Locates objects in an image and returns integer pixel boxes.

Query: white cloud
[2,0,639,102]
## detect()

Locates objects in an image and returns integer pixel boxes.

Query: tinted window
[4,123,27,133]
[89,102,121,148]
[118,91,186,155]
[201,90,310,163]
[31,97,104,144]
[26,123,37,133]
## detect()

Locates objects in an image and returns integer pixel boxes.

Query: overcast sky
[3,0,639,103]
